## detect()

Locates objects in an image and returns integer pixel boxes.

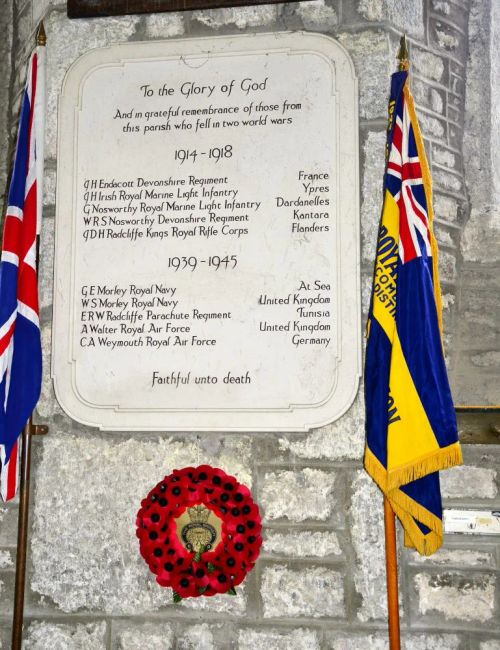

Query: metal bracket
[31,424,49,436]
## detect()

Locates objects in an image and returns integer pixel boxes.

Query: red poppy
[136,465,262,600]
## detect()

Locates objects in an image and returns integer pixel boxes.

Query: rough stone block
[0,550,14,570]
[447,105,460,124]
[441,293,455,311]
[357,0,424,38]
[453,351,500,406]
[111,622,174,649]
[42,166,56,207]
[361,272,373,318]
[449,74,465,99]
[31,434,251,613]
[441,294,455,339]
[438,250,457,283]
[414,572,497,623]
[39,217,54,310]
[329,633,461,650]
[44,12,141,159]
[0,0,13,205]
[356,0,382,21]
[454,284,500,392]
[470,350,500,368]
[0,624,11,649]
[278,388,365,461]
[441,465,497,499]
[491,2,500,197]
[37,323,65,418]
[263,530,342,558]
[180,585,246,615]
[329,634,387,650]
[409,547,496,568]
[412,50,446,83]
[13,0,27,12]
[350,472,387,622]
[178,624,215,650]
[413,80,445,114]
[143,12,185,38]
[404,635,461,650]
[480,642,500,650]
[434,226,455,248]
[33,0,66,24]
[337,32,392,120]
[456,301,500,384]
[463,0,493,241]
[432,0,468,31]
[295,1,338,31]
[419,113,446,141]
[261,564,345,618]
[434,194,459,224]
[24,621,107,650]
[192,4,281,29]
[433,169,462,193]
[432,146,457,169]
[15,2,33,52]
[0,573,14,615]
[360,130,386,264]
[238,628,320,650]
[0,507,19,547]
[430,18,463,52]
[431,0,451,16]
[260,469,336,522]
[462,207,500,263]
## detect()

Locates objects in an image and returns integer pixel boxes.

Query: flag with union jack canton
[364,70,462,555]
[0,49,44,501]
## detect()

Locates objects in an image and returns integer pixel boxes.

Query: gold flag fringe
[364,442,462,494]
[364,443,462,555]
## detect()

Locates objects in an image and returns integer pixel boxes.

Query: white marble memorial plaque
[53,32,361,431]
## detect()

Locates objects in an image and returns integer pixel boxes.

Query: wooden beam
[68,0,294,18]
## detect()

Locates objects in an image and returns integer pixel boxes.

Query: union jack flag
[386,82,432,264]
[0,49,44,501]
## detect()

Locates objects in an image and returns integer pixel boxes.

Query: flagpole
[11,22,48,650]
[381,35,409,650]
[384,497,401,649]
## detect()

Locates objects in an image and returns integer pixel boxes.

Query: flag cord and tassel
[11,22,48,650]
[381,34,410,650]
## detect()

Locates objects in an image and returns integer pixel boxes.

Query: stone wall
[0,1,499,648]
[450,0,500,405]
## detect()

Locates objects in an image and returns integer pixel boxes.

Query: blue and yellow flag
[364,70,462,555]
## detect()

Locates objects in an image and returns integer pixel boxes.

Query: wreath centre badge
[136,465,262,601]
[175,504,222,553]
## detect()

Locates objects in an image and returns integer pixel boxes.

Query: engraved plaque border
[52,32,361,432]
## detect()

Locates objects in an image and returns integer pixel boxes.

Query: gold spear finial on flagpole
[397,34,409,71]
[36,21,46,47]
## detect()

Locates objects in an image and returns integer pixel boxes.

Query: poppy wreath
[136,465,262,601]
